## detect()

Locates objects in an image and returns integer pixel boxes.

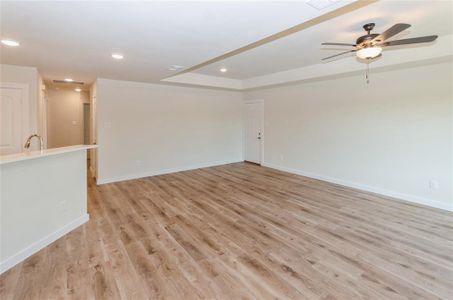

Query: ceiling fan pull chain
[366,63,370,84]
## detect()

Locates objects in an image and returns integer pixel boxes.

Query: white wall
[0,64,40,149]
[96,78,243,183]
[46,88,89,148]
[244,60,453,210]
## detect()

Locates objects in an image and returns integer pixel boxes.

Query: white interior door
[244,101,263,164]
[0,85,28,155]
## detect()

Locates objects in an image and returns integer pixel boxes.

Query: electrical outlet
[280,155,284,161]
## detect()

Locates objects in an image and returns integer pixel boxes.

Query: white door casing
[83,103,90,159]
[90,95,97,178]
[244,100,264,164]
[40,84,48,149]
[0,83,29,155]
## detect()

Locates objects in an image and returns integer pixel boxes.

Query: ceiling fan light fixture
[356,46,382,60]
[111,53,124,60]
[1,39,20,47]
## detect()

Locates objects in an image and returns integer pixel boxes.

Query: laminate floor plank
[1,162,452,299]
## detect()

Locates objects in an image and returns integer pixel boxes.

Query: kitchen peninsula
[0,145,97,273]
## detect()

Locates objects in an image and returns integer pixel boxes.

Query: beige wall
[244,60,453,210]
[96,78,243,183]
[47,88,89,148]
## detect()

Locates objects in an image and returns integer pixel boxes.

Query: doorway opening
[45,84,96,178]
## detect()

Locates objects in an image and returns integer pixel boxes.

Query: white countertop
[0,145,98,165]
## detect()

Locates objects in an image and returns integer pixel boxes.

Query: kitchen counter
[0,144,97,165]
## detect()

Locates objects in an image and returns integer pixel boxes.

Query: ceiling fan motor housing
[356,33,380,46]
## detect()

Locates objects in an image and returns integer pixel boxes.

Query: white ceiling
[193,0,453,80]
[0,0,355,85]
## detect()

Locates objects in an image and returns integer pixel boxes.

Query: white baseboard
[262,162,453,212]
[97,159,243,185]
[0,214,89,274]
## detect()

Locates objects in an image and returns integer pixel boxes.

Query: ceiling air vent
[53,80,84,85]
[306,0,342,10]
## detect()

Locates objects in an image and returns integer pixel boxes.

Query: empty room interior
[1,0,452,299]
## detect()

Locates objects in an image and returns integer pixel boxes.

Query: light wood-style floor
[1,162,452,299]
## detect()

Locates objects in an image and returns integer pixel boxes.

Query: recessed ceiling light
[220,68,228,73]
[111,53,124,60]
[168,65,184,71]
[74,88,82,92]
[1,39,20,47]
[64,78,73,82]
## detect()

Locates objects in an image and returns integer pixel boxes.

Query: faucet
[24,134,44,151]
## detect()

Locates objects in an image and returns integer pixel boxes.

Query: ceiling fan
[321,23,438,61]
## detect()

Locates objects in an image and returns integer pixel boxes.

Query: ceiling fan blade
[380,35,438,46]
[372,23,411,43]
[322,50,356,61]
[322,42,356,47]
